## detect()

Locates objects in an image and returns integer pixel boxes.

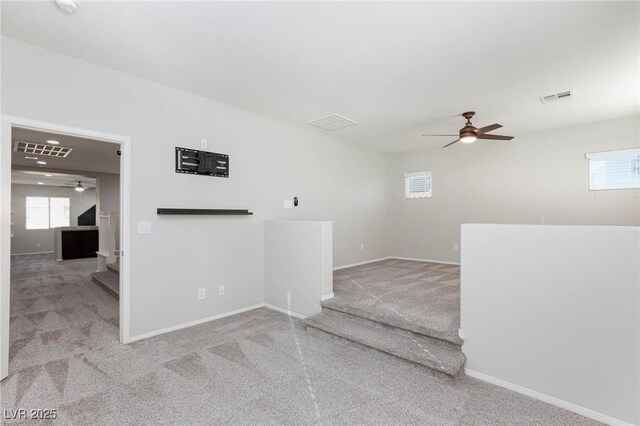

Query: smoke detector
[539,90,573,104]
[306,114,359,131]
[55,0,79,14]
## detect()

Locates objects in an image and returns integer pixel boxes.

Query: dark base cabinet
[61,229,98,260]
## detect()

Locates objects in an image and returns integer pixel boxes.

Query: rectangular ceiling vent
[306,114,359,131]
[13,141,73,157]
[539,90,573,104]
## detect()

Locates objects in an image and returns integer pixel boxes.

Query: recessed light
[37,182,44,185]
[47,140,60,145]
[25,156,38,160]
[37,161,47,165]
[55,0,79,14]
[44,174,53,177]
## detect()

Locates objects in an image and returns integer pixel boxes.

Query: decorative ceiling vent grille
[13,141,72,157]
[306,114,359,131]
[539,90,573,104]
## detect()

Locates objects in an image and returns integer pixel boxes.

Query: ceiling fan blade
[476,124,502,134]
[442,139,460,148]
[477,134,514,141]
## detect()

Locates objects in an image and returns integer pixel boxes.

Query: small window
[586,149,640,190]
[405,171,432,198]
[25,196,70,229]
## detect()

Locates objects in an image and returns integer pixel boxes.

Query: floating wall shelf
[157,208,253,216]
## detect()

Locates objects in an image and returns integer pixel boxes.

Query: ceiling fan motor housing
[459,125,478,142]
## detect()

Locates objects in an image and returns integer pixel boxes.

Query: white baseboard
[465,369,633,426]
[125,302,311,344]
[333,257,391,270]
[11,251,54,256]
[391,256,460,266]
[321,293,334,301]
[126,303,266,343]
[333,256,460,270]
[263,303,306,319]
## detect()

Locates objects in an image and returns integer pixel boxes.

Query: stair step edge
[319,308,463,352]
[320,302,463,346]
[106,263,120,273]
[305,313,465,377]
[91,271,119,298]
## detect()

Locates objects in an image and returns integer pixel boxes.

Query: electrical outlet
[218,285,225,296]
[453,243,459,251]
[360,243,364,251]
[137,222,152,234]
[198,288,206,300]
[201,138,208,149]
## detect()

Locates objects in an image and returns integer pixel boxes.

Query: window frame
[585,148,640,191]
[25,196,71,230]
[404,171,432,199]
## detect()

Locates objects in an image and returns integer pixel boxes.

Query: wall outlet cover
[137,222,152,234]
[198,288,206,300]
[200,138,208,149]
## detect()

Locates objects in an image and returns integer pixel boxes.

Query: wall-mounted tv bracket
[175,147,229,178]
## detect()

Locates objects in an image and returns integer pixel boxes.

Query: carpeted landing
[1,254,598,425]
[306,258,466,378]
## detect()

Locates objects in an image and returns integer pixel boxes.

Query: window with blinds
[404,171,432,198]
[26,196,70,229]
[586,149,640,190]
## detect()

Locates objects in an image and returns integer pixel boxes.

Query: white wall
[10,184,96,254]
[96,172,120,214]
[1,37,390,336]
[461,224,640,425]
[264,220,332,317]
[390,116,640,263]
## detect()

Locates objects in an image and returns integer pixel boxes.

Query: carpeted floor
[1,254,598,425]
[328,258,461,344]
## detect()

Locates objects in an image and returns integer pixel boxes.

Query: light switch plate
[137,222,152,234]
[283,200,293,209]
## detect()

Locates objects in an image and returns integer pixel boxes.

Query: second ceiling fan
[425,111,514,148]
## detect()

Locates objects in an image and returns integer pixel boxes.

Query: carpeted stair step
[106,262,120,274]
[91,271,119,299]
[304,309,465,377]
[321,298,462,346]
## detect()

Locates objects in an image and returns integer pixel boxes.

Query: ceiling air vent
[13,141,73,157]
[539,90,573,104]
[306,114,359,131]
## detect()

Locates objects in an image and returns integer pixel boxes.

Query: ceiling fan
[61,181,94,192]
[424,111,514,148]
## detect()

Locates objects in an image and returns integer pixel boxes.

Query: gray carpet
[1,254,599,425]
[305,309,466,377]
[326,258,462,344]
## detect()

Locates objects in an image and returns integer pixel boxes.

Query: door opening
[0,116,131,381]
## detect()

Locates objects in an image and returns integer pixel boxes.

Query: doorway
[0,116,131,381]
